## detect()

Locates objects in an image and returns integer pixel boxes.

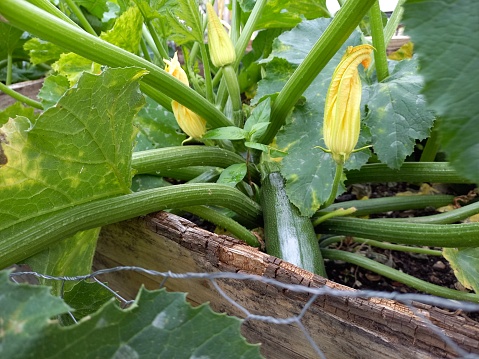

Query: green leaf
[402,0,479,183]
[203,126,247,140]
[23,38,64,65]
[2,280,262,359]
[74,0,110,19]
[100,5,143,54]
[156,0,204,45]
[37,74,70,109]
[252,58,295,105]
[259,18,363,216]
[0,22,24,58]
[61,280,115,325]
[25,228,101,295]
[240,0,329,30]
[131,174,172,191]
[0,67,146,235]
[0,270,71,359]
[443,248,479,294]
[244,97,271,141]
[0,102,37,127]
[365,59,435,169]
[133,96,185,151]
[217,163,247,187]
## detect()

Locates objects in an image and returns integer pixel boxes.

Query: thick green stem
[382,200,479,224]
[0,81,43,109]
[322,249,478,302]
[369,1,389,81]
[383,0,406,46]
[319,236,442,256]
[313,207,356,226]
[139,83,172,112]
[131,146,259,181]
[145,20,169,61]
[324,162,344,208]
[199,43,215,103]
[5,53,12,86]
[28,0,79,27]
[420,124,440,162]
[317,217,479,247]
[181,205,260,247]
[142,25,162,60]
[230,0,241,44]
[316,194,454,218]
[63,0,96,36]
[0,184,262,268]
[0,0,232,129]
[222,65,243,126]
[345,162,472,184]
[140,38,152,62]
[259,0,376,145]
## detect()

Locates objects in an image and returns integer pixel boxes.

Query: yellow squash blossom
[206,3,236,68]
[164,52,206,140]
[323,44,373,164]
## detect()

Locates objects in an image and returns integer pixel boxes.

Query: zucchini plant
[1,0,479,311]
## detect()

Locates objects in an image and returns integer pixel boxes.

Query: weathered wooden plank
[94,212,479,359]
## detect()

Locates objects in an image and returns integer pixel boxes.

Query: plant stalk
[259,0,376,145]
[345,162,472,184]
[0,81,43,109]
[0,0,232,129]
[63,0,97,36]
[321,249,479,302]
[317,217,479,247]
[0,184,262,268]
[368,1,389,81]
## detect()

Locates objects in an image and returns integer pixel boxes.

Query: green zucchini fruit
[261,170,326,276]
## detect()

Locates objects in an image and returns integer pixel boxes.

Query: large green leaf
[256,18,364,216]
[25,228,101,295]
[0,67,146,247]
[0,22,24,58]
[37,74,70,109]
[443,248,479,294]
[0,271,70,359]
[402,0,479,182]
[239,0,329,30]
[23,38,64,65]
[0,102,37,127]
[134,96,186,151]
[365,59,435,169]
[1,272,262,359]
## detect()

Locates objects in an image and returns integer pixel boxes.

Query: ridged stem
[322,249,479,302]
[0,0,232,128]
[0,184,262,267]
[63,0,96,36]
[317,217,479,247]
[345,162,472,184]
[259,0,376,144]
[0,81,43,109]
[181,206,260,247]
[368,1,389,81]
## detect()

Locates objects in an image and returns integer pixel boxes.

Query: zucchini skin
[261,171,326,276]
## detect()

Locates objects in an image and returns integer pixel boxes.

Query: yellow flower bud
[206,3,236,68]
[323,44,373,164]
[164,52,206,140]
[171,100,207,140]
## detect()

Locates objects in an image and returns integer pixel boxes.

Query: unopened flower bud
[206,3,236,67]
[164,52,206,140]
[323,44,373,164]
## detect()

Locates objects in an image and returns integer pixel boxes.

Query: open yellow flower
[164,52,206,140]
[323,44,373,164]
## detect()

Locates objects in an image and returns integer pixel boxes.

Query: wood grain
[94,212,479,359]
